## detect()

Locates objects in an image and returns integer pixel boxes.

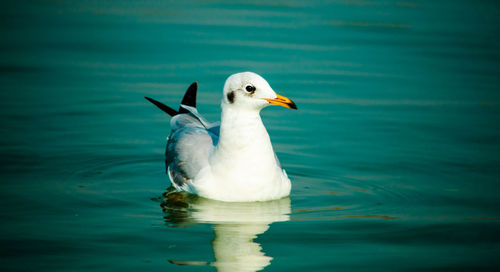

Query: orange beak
[263,94,297,110]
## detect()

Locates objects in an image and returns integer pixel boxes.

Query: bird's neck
[210,105,277,169]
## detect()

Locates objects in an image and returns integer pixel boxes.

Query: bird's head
[222,72,297,111]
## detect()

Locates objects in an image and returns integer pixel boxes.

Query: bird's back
[166,110,219,191]
[145,82,218,191]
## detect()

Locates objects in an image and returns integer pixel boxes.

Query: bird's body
[146,72,296,202]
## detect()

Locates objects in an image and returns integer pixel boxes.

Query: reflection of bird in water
[145,72,297,202]
[162,192,291,272]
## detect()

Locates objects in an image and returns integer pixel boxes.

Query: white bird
[145,72,297,202]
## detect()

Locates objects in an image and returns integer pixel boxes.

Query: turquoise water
[1,0,499,271]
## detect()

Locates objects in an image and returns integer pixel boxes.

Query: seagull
[145,72,297,202]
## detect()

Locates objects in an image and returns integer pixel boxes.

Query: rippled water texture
[1,1,499,271]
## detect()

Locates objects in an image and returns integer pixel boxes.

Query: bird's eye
[245,85,256,93]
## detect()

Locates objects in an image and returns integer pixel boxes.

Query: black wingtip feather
[178,82,197,114]
[144,96,178,116]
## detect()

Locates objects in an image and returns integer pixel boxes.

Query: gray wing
[165,108,219,191]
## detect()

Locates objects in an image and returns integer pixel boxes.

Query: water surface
[1,1,499,271]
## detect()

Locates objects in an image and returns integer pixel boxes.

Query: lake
[1,0,499,271]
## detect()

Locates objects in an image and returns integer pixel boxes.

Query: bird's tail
[145,82,198,117]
